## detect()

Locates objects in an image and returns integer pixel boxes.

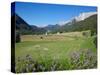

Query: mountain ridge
[12,12,97,35]
[57,12,97,26]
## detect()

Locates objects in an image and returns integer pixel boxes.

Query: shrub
[82,31,91,37]
[16,31,21,43]
[93,36,97,48]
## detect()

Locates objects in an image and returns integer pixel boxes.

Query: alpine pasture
[15,31,97,73]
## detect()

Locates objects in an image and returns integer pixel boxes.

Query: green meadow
[15,31,97,73]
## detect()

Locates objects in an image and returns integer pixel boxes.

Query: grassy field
[15,31,97,73]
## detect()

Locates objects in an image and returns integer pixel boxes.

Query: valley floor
[15,31,97,73]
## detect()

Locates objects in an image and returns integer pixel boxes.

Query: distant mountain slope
[12,13,97,35]
[12,13,46,35]
[15,14,31,30]
[57,14,97,35]
[44,24,61,33]
[58,12,97,26]
[74,12,97,22]
[12,13,33,34]
[71,14,97,31]
[49,14,97,35]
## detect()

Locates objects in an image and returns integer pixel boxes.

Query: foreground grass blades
[15,49,97,73]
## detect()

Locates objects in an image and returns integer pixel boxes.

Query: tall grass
[15,49,97,73]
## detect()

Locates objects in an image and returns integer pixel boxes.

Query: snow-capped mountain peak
[58,12,97,26]
[75,12,97,22]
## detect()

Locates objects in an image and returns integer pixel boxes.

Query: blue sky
[15,2,97,27]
